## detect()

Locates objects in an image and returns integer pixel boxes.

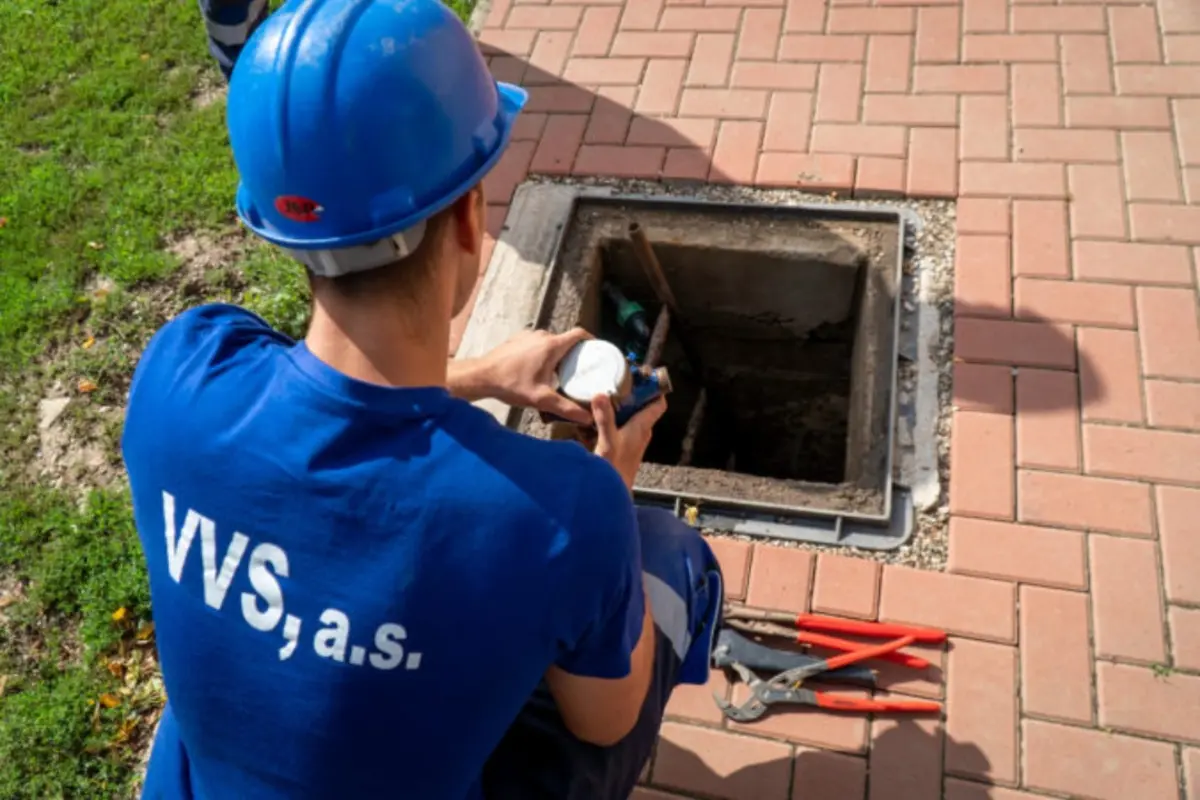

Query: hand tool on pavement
[723,607,944,670]
[713,628,876,688]
[716,652,942,722]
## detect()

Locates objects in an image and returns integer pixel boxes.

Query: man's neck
[304,294,451,390]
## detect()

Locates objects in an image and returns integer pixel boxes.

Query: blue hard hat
[226,0,526,257]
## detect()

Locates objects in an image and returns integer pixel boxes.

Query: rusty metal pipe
[678,388,707,467]
[628,222,678,312]
[644,306,671,370]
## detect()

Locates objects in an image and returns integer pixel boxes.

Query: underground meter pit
[519,196,902,519]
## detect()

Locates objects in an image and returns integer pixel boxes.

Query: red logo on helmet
[275,195,323,223]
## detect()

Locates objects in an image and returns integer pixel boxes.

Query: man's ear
[451,186,485,256]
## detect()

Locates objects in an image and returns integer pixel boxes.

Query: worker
[124,0,724,798]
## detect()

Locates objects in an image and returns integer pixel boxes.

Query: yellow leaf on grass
[105,661,124,679]
[139,53,150,61]
[99,693,121,709]
[78,379,98,393]
[82,336,96,350]
[87,241,105,250]
[683,505,699,526]
[135,622,155,641]
[111,607,128,622]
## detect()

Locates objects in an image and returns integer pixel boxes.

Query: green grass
[0,0,476,793]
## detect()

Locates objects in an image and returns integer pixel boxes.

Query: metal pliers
[715,635,942,722]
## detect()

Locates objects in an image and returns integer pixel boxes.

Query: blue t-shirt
[123,304,645,799]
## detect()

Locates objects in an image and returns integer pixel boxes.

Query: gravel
[519,176,957,572]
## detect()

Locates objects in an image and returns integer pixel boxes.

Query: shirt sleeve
[553,460,646,680]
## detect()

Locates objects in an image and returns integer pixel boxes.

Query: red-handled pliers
[724,607,945,670]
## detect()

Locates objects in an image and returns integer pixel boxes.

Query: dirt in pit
[520,199,902,517]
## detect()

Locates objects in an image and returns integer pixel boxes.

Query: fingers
[625,395,668,437]
[591,394,618,453]
[549,327,593,361]
[540,390,594,426]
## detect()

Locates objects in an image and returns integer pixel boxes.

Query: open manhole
[514,194,913,550]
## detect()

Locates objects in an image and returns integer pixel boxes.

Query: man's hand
[448,328,594,425]
[592,393,667,491]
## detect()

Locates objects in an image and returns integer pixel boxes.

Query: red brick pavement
[458,0,1200,795]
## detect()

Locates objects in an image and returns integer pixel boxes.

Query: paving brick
[1117,65,1200,95]
[828,7,914,33]
[868,716,941,800]
[663,147,712,179]
[618,0,662,29]
[960,162,1066,199]
[814,64,864,123]
[756,152,857,190]
[854,156,905,197]
[959,96,1008,162]
[484,0,510,29]
[779,34,870,63]
[1016,367,1082,469]
[1137,286,1200,378]
[812,125,907,160]
[865,35,912,93]
[1160,0,1200,34]
[680,88,769,119]
[531,114,588,174]
[730,62,816,90]
[793,750,866,800]
[1167,34,1200,63]
[662,6,742,30]
[957,198,1010,235]
[1122,132,1184,202]
[1016,278,1135,327]
[1074,241,1194,284]
[763,92,813,151]
[1189,750,1200,800]
[583,86,636,144]
[1077,327,1144,424]
[1147,380,1200,429]
[611,32,693,57]
[1090,534,1167,662]
[1068,165,1127,240]
[1023,719,1179,800]
[944,780,1051,800]
[914,65,1007,94]
[1066,97,1173,129]
[506,5,583,28]
[953,234,1011,315]
[490,54,529,85]
[1019,469,1153,534]
[1172,606,1200,670]
[573,145,666,176]
[525,84,596,113]
[811,553,880,619]
[631,789,689,800]
[863,94,956,125]
[527,31,573,82]
[783,0,826,33]
[950,517,1086,588]
[628,117,716,149]
[1012,200,1069,277]
[1160,485,1200,604]
[728,684,870,753]
[945,639,1018,784]
[710,121,762,184]
[483,140,536,204]
[1020,586,1093,723]
[907,127,957,197]
[564,56,646,85]
[654,723,794,800]
[685,34,734,87]
[745,544,813,611]
[872,640,945,700]
[634,59,688,115]
[479,28,539,59]
[1011,64,1063,128]
[964,0,1006,33]
[955,318,1075,367]
[1111,6,1164,63]
[1178,99,1200,166]
[915,7,960,63]
[1099,662,1200,744]
[953,362,1013,413]
[573,6,621,56]
[964,34,1056,62]
[707,536,751,600]
[512,112,549,141]
[1087,424,1200,483]
[1187,167,1200,202]
[665,667,730,724]
[879,566,1016,642]
[1062,34,1114,94]
[1131,203,1200,244]
[949,410,1015,519]
[1012,6,1105,32]
[735,10,781,61]
[1016,129,1118,163]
